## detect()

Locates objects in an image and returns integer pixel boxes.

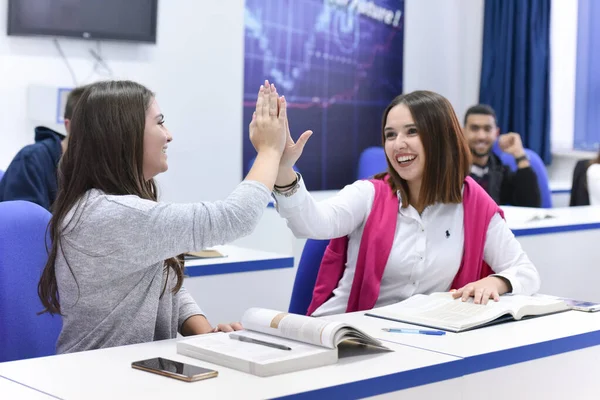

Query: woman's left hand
[451,276,510,305]
[212,322,244,333]
[277,96,313,170]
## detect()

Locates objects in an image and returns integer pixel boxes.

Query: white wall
[405,0,582,157]
[550,0,579,152]
[0,0,245,202]
[0,2,155,166]
[403,0,484,124]
[0,0,483,202]
[403,0,585,186]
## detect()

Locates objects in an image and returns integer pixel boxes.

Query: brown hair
[38,80,184,315]
[375,90,471,210]
[463,104,497,126]
[63,85,88,120]
[594,151,600,166]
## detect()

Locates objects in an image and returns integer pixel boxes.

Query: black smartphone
[131,357,218,382]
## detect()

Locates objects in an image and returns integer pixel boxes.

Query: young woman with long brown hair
[38,80,286,353]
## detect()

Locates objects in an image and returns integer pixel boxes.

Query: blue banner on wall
[243,0,404,190]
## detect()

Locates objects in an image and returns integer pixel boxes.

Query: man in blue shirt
[0,86,87,211]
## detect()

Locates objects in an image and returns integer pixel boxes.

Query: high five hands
[249,80,313,170]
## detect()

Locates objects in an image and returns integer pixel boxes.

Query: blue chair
[288,239,329,315]
[497,148,552,208]
[357,147,387,179]
[0,201,62,362]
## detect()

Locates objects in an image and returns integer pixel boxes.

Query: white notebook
[177,308,389,377]
[365,292,570,333]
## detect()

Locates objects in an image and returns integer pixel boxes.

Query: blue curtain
[573,0,600,151]
[479,0,551,164]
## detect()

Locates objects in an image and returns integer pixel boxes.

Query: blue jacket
[0,127,64,211]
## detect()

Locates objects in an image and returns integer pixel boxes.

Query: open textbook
[177,308,389,377]
[365,292,570,333]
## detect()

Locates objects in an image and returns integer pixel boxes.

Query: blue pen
[382,328,446,336]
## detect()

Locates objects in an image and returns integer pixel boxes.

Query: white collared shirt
[274,178,541,316]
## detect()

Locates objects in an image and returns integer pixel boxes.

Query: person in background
[0,86,87,211]
[569,157,596,206]
[463,104,541,207]
[38,79,286,353]
[270,90,540,317]
[572,151,600,206]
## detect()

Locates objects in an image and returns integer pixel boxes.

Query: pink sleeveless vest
[306,176,503,315]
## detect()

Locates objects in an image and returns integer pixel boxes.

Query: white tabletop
[183,245,294,277]
[501,205,600,234]
[3,309,600,399]
[324,309,600,359]
[0,336,459,400]
[549,180,572,193]
[0,376,57,399]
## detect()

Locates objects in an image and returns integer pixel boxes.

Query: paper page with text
[371,293,568,331]
[371,294,514,331]
[494,294,568,318]
[435,293,567,320]
[241,308,345,348]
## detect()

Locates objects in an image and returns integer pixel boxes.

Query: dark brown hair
[63,85,88,120]
[38,80,184,315]
[375,90,472,210]
[463,104,497,126]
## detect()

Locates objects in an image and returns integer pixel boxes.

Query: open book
[177,308,389,377]
[365,292,570,333]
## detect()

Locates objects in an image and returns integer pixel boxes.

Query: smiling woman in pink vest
[271,90,541,317]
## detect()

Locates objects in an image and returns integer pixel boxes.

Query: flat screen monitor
[7,0,158,43]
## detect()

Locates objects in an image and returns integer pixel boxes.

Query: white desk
[2,310,600,399]
[0,336,462,400]
[550,180,571,207]
[502,205,600,234]
[325,310,600,399]
[0,376,57,399]
[502,206,600,302]
[184,245,293,277]
[183,245,294,324]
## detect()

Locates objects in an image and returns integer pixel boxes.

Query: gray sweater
[55,181,270,354]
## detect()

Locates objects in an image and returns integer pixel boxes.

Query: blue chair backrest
[0,201,62,362]
[0,169,4,181]
[357,147,387,179]
[288,239,329,315]
[497,148,552,208]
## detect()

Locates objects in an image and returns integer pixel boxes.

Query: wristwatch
[514,154,529,164]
